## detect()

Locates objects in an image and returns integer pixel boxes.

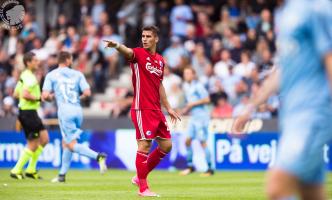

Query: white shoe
[51,175,65,183]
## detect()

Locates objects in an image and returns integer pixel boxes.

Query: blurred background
[0,0,304,172]
[0,0,280,121]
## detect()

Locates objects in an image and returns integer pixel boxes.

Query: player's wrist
[115,43,120,49]
[243,103,255,114]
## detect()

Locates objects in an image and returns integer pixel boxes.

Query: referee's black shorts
[18,110,45,140]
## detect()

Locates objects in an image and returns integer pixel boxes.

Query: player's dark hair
[58,51,72,64]
[142,25,159,36]
[23,52,36,66]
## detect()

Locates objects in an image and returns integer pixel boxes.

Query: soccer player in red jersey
[104,25,181,197]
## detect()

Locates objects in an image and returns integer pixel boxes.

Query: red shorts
[131,109,171,140]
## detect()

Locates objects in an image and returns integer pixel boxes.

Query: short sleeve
[14,80,23,96]
[79,73,90,92]
[311,2,332,57]
[128,48,140,63]
[197,83,209,99]
[42,73,53,92]
[160,58,166,81]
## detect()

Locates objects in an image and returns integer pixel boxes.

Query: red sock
[147,147,167,174]
[136,151,149,192]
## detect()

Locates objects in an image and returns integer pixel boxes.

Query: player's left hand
[167,108,181,123]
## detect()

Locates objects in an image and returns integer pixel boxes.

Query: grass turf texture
[0,169,332,200]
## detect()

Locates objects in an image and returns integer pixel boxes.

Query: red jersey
[129,47,165,110]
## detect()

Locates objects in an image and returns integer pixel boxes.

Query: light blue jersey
[276,0,332,117]
[43,67,90,143]
[183,80,210,141]
[275,0,332,183]
[183,80,210,119]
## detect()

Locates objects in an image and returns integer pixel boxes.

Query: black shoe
[96,153,107,162]
[179,167,195,176]
[25,172,43,180]
[51,174,65,183]
[200,169,214,177]
[10,173,24,180]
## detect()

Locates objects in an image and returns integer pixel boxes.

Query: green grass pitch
[0,169,332,200]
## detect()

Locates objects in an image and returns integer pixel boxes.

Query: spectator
[109,90,133,118]
[213,49,235,79]
[233,50,256,78]
[44,30,60,55]
[221,27,235,49]
[2,96,17,117]
[99,24,123,78]
[183,23,197,54]
[211,92,233,118]
[256,9,273,37]
[191,43,211,78]
[91,0,105,26]
[243,28,257,52]
[199,64,220,94]
[56,14,69,34]
[20,13,42,40]
[258,48,274,75]
[2,28,18,56]
[190,0,214,16]
[142,0,156,27]
[214,8,237,36]
[210,38,222,64]
[89,39,107,93]
[31,38,50,61]
[163,66,184,109]
[98,11,110,31]
[163,36,188,76]
[233,94,250,117]
[229,35,243,62]
[156,0,171,52]
[80,24,98,53]
[226,0,241,20]
[170,0,193,39]
[195,12,211,38]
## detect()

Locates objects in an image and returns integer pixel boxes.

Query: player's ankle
[139,179,149,192]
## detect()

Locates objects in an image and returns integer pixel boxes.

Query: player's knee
[39,130,49,146]
[138,141,152,152]
[166,142,172,153]
[160,142,172,153]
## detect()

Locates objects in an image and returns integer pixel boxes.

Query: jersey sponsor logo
[146,62,162,77]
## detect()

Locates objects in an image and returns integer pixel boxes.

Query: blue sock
[73,143,98,160]
[186,146,193,167]
[59,148,72,175]
[204,147,212,170]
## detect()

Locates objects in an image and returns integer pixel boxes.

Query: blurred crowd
[0,0,281,119]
